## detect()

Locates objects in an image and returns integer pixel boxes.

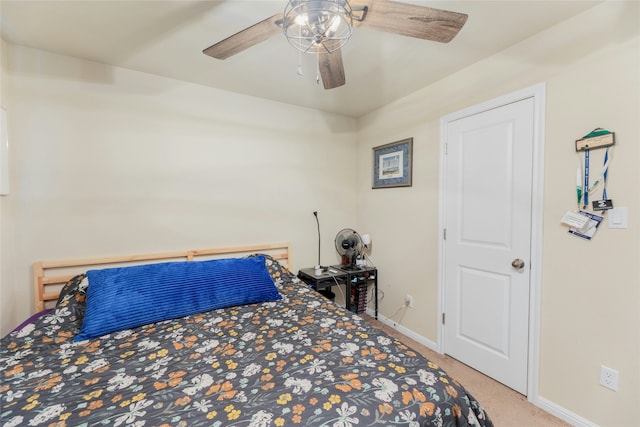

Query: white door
[443,97,535,394]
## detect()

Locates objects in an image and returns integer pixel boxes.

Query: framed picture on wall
[372,138,413,189]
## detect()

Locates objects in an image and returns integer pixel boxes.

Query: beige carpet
[362,315,570,427]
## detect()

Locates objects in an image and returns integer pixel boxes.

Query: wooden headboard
[33,243,291,312]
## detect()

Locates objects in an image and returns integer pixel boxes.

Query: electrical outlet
[405,294,414,308]
[600,365,619,391]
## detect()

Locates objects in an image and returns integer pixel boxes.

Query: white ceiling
[1,0,600,118]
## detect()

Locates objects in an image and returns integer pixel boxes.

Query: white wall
[0,38,15,333]
[356,2,639,426]
[0,44,358,334]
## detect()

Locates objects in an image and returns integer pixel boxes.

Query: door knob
[511,258,525,269]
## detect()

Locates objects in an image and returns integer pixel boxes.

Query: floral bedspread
[1,257,492,427]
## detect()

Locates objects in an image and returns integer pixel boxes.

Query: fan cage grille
[335,228,363,267]
[283,0,353,54]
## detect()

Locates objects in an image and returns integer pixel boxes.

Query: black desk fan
[335,228,364,271]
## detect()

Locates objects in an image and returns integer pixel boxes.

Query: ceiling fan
[203,0,468,90]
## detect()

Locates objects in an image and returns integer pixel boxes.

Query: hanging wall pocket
[575,129,615,151]
[568,211,604,241]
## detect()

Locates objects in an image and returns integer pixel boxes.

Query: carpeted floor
[362,315,570,427]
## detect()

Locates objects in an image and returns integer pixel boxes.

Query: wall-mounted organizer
[561,128,618,240]
[575,130,615,151]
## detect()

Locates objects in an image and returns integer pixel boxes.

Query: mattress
[1,255,492,426]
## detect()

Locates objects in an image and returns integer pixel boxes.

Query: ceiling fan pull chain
[297,24,304,76]
[316,56,321,85]
[297,49,304,76]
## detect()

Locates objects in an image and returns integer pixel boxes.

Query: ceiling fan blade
[318,49,346,90]
[352,0,467,43]
[203,14,284,59]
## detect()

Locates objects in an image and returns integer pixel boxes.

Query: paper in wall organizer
[568,211,604,240]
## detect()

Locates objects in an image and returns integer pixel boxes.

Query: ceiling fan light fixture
[283,0,353,54]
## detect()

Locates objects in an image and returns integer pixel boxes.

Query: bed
[1,243,492,427]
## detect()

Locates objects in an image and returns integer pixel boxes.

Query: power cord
[364,252,376,267]
[386,303,408,323]
[368,286,384,305]
[331,275,346,302]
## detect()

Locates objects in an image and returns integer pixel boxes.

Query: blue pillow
[75,255,281,341]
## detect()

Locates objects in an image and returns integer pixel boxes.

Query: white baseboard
[534,396,599,427]
[364,309,599,427]
[365,308,438,352]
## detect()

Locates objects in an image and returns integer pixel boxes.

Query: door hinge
[442,312,445,324]
[443,228,447,240]
[444,143,448,155]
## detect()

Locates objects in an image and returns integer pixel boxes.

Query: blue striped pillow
[75,255,280,341]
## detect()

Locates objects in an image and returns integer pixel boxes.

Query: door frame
[437,83,546,401]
